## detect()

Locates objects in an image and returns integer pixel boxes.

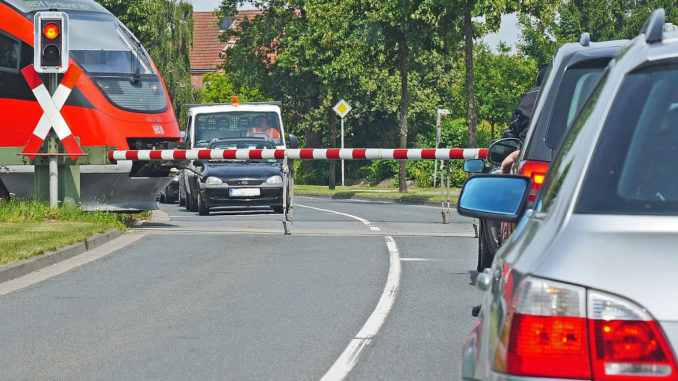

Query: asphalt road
[0,197,482,380]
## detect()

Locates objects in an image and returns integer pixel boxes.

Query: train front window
[69,12,167,113]
[0,32,20,72]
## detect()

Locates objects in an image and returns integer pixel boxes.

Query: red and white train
[0,0,182,210]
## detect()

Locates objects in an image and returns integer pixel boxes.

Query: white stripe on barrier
[108,148,488,161]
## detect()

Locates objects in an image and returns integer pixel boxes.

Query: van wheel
[273,206,284,214]
[198,193,209,216]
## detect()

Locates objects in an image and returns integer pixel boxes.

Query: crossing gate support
[108,148,488,233]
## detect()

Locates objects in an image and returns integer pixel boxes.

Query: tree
[201,72,268,103]
[518,0,678,64]
[363,0,461,192]
[474,43,536,139]
[96,0,196,119]
[462,0,557,148]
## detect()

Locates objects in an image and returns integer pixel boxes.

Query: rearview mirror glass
[463,159,485,173]
[457,175,531,222]
[487,138,522,166]
[288,134,299,149]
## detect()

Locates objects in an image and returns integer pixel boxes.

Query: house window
[219,16,235,31]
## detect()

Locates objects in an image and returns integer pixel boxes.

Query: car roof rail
[641,8,665,44]
[579,32,590,47]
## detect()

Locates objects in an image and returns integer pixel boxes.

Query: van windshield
[194,112,282,147]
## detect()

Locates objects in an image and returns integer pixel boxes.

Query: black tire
[158,193,166,204]
[198,192,209,216]
[189,192,198,212]
[477,220,495,272]
[185,192,192,211]
[273,206,284,214]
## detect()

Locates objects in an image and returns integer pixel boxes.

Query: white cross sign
[21,64,84,159]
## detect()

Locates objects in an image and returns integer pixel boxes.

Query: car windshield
[545,66,605,149]
[194,112,282,146]
[577,63,678,215]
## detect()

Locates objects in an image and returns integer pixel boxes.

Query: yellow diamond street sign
[333,99,352,118]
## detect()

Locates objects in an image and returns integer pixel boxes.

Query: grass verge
[0,201,139,267]
[295,184,460,204]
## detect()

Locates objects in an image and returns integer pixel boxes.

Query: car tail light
[494,276,678,380]
[518,160,549,202]
[589,291,677,380]
[494,278,591,379]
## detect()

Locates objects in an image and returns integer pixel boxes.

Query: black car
[158,170,180,204]
[467,33,628,271]
[192,137,284,215]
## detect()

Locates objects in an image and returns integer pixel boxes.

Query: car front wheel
[198,192,209,216]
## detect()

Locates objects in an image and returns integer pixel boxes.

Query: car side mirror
[288,134,299,149]
[487,138,522,166]
[463,159,485,173]
[457,175,531,222]
[192,160,204,167]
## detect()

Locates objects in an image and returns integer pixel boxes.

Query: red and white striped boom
[108,148,488,162]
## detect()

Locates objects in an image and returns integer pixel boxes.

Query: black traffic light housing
[33,11,69,74]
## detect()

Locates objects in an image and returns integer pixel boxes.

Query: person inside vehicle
[500,65,549,173]
[248,115,281,140]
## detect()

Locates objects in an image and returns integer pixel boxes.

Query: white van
[178,101,290,211]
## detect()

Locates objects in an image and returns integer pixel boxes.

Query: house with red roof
[190,10,262,89]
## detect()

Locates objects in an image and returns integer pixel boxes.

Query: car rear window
[544,67,605,149]
[576,63,678,215]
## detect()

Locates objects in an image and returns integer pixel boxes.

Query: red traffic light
[43,23,60,40]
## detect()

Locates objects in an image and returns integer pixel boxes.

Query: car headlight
[205,176,223,185]
[266,175,283,184]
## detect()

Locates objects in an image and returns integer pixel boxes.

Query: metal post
[282,151,291,235]
[49,155,58,207]
[48,73,58,208]
[434,113,441,187]
[341,116,345,189]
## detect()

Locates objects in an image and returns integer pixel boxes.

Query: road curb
[0,229,124,284]
[296,193,455,208]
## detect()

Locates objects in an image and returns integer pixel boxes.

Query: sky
[187,0,520,53]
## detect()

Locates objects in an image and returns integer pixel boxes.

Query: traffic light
[33,12,69,74]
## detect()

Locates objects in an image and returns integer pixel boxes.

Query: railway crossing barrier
[108,148,488,234]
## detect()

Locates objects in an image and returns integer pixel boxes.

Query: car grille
[226,179,264,186]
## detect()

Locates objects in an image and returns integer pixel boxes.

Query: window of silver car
[538,70,610,213]
[545,68,605,150]
[577,64,678,215]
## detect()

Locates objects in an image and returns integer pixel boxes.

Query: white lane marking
[320,236,401,381]
[296,204,381,231]
[0,233,146,297]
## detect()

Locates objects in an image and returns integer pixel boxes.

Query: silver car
[458,10,678,381]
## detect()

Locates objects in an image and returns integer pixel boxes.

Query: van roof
[187,104,282,115]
